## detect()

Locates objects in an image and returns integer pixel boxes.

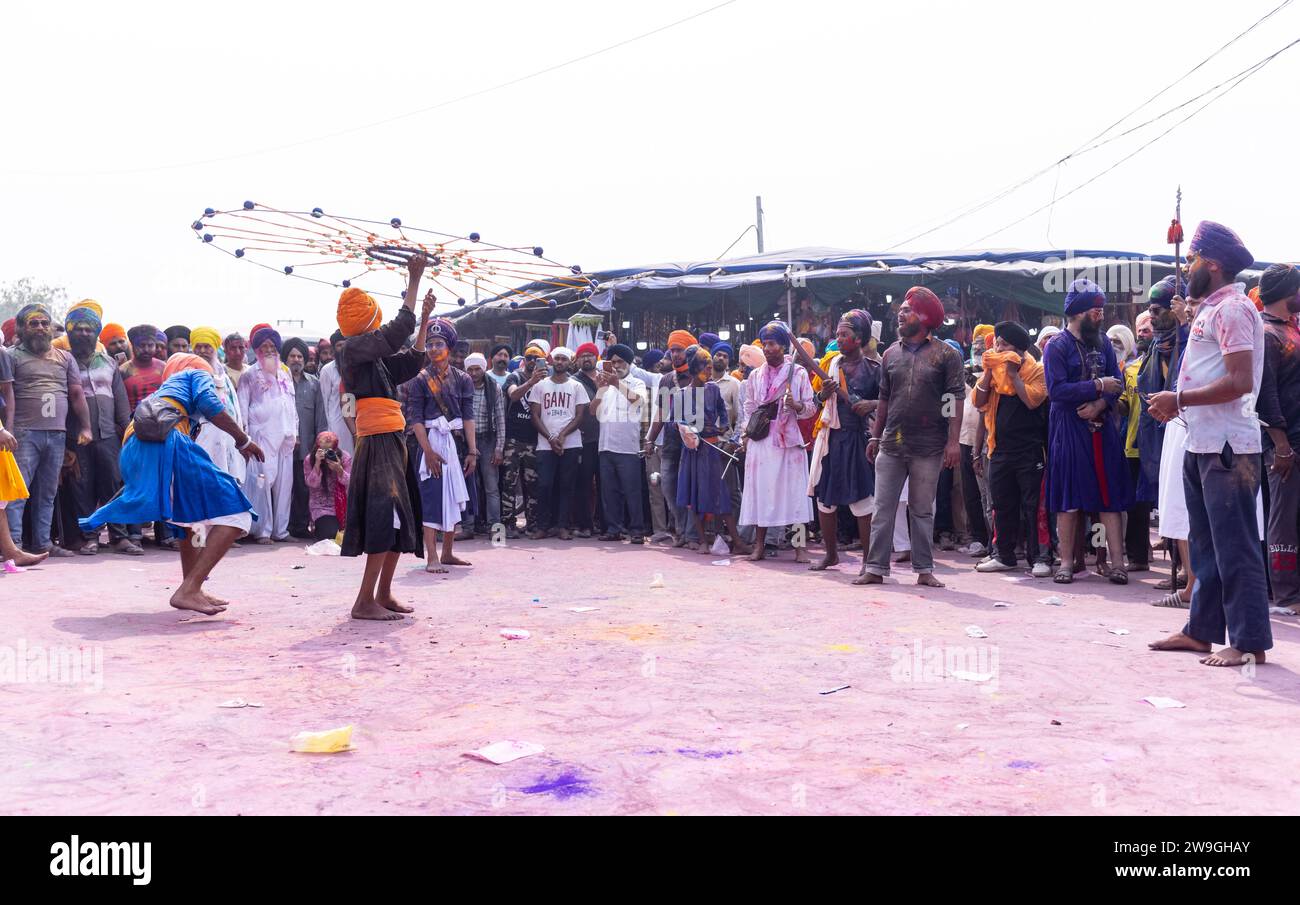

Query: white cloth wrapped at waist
[418,416,470,529]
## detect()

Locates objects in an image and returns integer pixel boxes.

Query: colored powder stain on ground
[826,644,859,653]
[1007,760,1042,770]
[519,771,596,800]
[676,748,740,760]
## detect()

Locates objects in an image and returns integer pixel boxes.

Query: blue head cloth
[1189,220,1254,277]
[65,306,102,334]
[839,308,873,344]
[757,320,792,351]
[944,339,964,358]
[250,326,282,353]
[1064,278,1106,316]
[641,349,665,371]
[425,317,458,349]
[697,332,721,353]
[826,339,839,353]
[508,355,522,372]
[711,341,734,361]
[15,303,51,328]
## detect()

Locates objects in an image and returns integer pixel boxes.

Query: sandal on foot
[1108,567,1128,585]
[1053,569,1074,584]
[1153,592,1189,608]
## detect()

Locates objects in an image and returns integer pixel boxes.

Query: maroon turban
[904,286,945,330]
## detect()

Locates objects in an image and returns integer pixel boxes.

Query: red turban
[2,318,15,344]
[575,342,600,358]
[904,286,945,330]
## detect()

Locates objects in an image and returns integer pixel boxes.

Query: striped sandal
[1153,593,1189,608]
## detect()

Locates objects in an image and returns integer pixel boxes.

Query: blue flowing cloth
[1043,331,1133,513]
[80,370,256,530]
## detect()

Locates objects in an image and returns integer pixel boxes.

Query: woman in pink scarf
[303,431,351,540]
[740,321,816,562]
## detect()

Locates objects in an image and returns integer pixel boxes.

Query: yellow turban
[190,326,222,350]
[337,287,381,337]
[973,324,994,343]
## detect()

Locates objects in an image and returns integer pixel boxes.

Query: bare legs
[0,516,47,567]
[352,551,411,620]
[169,525,241,615]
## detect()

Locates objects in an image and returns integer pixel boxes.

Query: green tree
[0,278,69,324]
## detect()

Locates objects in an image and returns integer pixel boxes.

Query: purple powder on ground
[520,770,596,799]
[1007,760,1041,770]
[676,748,740,760]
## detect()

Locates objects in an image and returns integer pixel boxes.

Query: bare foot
[1200,647,1265,668]
[746,546,766,562]
[853,571,883,585]
[1147,632,1211,653]
[378,595,415,614]
[202,590,231,609]
[441,555,472,567]
[917,573,945,588]
[671,535,688,548]
[170,588,225,616]
[5,549,48,567]
[810,554,839,571]
[730,541,753,557]
[351,600,405,621]
[425,562,449,574]
[793,549,810,563]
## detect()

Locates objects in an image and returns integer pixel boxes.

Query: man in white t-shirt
[526,347,591,540]
[1147,220,1271,669]
[593,343,647,543]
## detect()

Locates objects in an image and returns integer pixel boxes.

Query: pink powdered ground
[2,538,1299,815]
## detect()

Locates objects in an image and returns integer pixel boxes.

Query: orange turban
[337,288,382,337]
[666,330,697,351]
[161,352,214,381]
[100,323,127,344]
[1248,286,1264,312]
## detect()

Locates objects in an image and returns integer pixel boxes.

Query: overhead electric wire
[963,37,1300,247]
[879,0,1294,251]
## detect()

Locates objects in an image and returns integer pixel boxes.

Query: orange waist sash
[355,397,405,438]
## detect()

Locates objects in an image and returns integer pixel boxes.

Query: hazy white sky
[3,0,1297,336]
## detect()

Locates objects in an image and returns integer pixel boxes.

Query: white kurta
[238,364,299,540]
[739,361,815,528]
[318,360,355,457]
[195,364,245,483]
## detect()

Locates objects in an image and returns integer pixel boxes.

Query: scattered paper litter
[466,740,544,765]
[965,625,989,639]
[955,723,970,731]
[1270,606,1297,616]
[568,606,599,613]
[711,559,732,567]
[710,536,730,555]
[1108,628,1131,636]
[950,670,994,683]
[993,601,1012,608]
[304,539,341,556]
[649,573,665,589]
[290,725,353,753]
[218,698,262,709]
[1040,596,1066,606]
[819,685,851,695]
[1141,696,1186,710]
[499,628,531,640]
[1000,576,1022,583]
